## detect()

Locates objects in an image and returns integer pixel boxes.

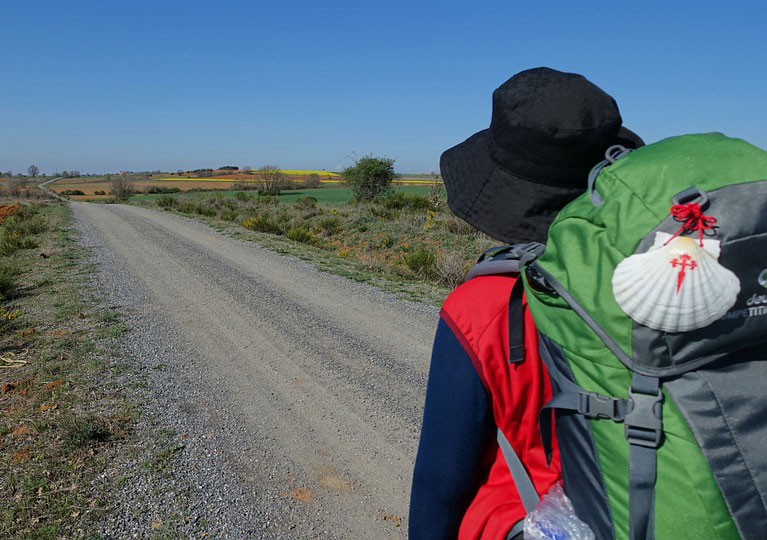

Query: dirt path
[73,202,437,538]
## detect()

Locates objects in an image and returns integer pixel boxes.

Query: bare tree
[110,174,135,201]
[8,178,26,197]
[27,165,39,178]
[305,173,321,188]
[258,164,286,195]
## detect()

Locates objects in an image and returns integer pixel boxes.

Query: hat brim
[616,126,645,150]
[440,126,643,243]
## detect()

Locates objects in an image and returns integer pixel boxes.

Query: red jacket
[412,274,561,539]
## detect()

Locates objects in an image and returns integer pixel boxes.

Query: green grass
[131,185,434,205]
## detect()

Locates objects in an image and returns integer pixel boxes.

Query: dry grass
[142,190,498,289]
[0,201,134,537]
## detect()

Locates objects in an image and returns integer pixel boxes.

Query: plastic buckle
[624,387,664,448]
[524,264,557,296]
[579,392,625,420]
[516,242,545,266]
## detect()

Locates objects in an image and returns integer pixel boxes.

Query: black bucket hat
[440,67,643,243]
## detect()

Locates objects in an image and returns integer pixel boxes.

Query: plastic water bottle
[523,483,595,540]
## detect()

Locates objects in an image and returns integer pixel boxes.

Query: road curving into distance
[73,202,438,538]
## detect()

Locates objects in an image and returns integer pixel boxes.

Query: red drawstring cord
[663,203,717,246]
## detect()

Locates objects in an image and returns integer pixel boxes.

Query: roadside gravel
[73,202,438,538]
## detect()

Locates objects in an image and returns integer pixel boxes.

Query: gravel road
[72,202,438,538]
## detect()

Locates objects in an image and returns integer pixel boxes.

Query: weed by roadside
[403,245,437,279]
[0,201,136,538]
[0,203,47,257]
[0,261,21,300]
[143,190,498,293]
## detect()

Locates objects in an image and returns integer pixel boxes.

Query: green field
[131,185,434,205]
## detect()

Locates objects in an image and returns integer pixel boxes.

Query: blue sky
[2,1,765,174]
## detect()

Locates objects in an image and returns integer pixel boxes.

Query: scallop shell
[612,232,740,332]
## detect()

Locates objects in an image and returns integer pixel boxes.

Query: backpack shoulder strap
[465,242,545,281]
[497,427,541,513]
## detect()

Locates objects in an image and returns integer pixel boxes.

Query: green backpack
[516,133,767,539]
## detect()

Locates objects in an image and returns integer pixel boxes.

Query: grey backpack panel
[665,350,767,539]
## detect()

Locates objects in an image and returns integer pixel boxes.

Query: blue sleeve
[409,317,495,539]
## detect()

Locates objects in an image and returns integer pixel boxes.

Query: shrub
[0,211,45,256]
[257,165,287,196]
[305,173,321,188]
[94,190,106,195]
[145,186,181,194]
[8,209,47,235]
[0,204,20,225]
[60,189,85,196]
[403,245,437,279]
[318,216,341,236]
[110,175,135,201]
[0,261,21,299]
[234,191,253,202]
[26,216,46,235]
[407,195,432,211]
[258,195,279,206]
[7,179,25,197]
[274,208,292,224]
[241,215,283,235]
[232,181,260,191]
[219,209,238,221]
[0,304,20,330]
[427,183,445,210]
[286,226,318,245]
[343,156,396,201]
[379,233,395,248]
[370,206,398,221]
[194,204,217,217]
[157,196,179,209]
[295,196,318,211]
[0,230,38,256]
[177,201,197,214]
[381,191,432,211]
[446,216,477,235]
[437,251,468,288]
[221,199,237,211]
